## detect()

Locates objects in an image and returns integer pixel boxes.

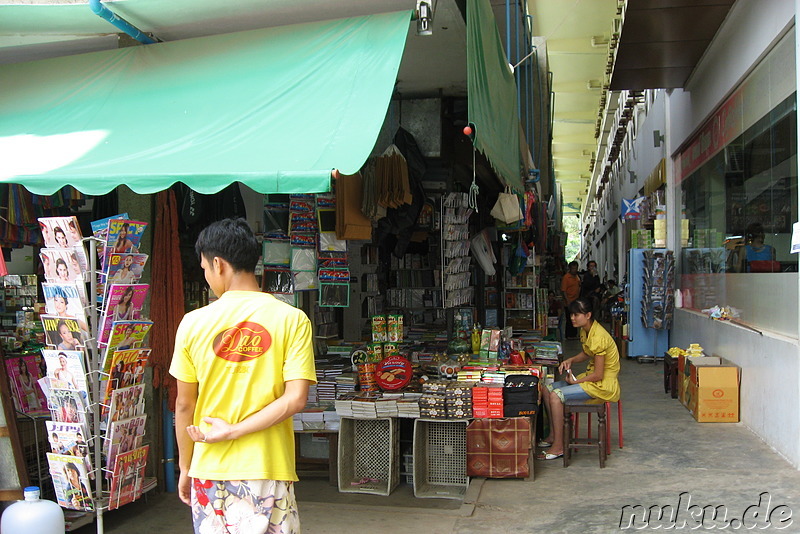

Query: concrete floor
[74,339,800,533]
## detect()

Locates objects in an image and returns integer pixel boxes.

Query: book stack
[323,409,340,431]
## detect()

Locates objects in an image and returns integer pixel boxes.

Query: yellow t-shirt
[169,291,317,481]
[577,320,621,402]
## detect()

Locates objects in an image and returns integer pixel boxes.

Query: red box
[473,407,489,418]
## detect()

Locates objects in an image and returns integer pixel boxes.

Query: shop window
[680,93,798,336]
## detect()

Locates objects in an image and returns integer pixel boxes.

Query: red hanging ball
[463,125,473,136]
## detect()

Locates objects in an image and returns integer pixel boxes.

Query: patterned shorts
[191,478,300,534]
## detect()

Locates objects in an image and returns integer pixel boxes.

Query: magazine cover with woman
[102,219,147,269]
[100,320,153,374]
[41,314,87,351]
[42,282,89,318]
[40,248,87,283]
[41,349,88,398]
[4,354,48,415]
[38,216,83,249]
[47,453,94,511]
[105,253,148,285]
[98,284,149,344]
[108,445,149,510]
[49,388,88,427]
[102,348,151,408]
[104,383,145,424]
[104,414,147,473]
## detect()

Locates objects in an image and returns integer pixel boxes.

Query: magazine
[104,415,146,472]
[104,253,148,285]
[47,453,94,511]
[103,219,147,268]
[38,216,83,249]
[40,247,88,283]
[108,445,149,510]
[106,384,145,424]
[4,354,48,415]
[41,349,88,397]
[49,388,88,427]
[42,282,89,318]
[98,284,149,344]
[100,320,153,374]
[46,421,93,474]
[102,348,151,408]
[40,314,87,351]
[91,213,128,266]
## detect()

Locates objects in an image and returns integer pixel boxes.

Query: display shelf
[502,243,538,332]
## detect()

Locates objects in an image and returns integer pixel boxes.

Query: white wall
[666,0,799,469]
[4,246,34,275]
[673,309,800,467]
[669,0,795,148]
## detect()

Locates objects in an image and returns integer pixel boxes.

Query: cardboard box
[685,357,740,422]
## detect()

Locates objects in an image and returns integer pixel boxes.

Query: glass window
[680,94,797,336]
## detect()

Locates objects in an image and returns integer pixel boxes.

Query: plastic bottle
[471,323,481,354]
[1,486,65,534]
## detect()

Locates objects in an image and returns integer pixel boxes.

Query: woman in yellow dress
[537,297,621,460]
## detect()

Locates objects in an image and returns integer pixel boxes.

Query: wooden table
[294,429,339,485]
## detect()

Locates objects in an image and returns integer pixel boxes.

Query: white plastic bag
[490,186,522,223]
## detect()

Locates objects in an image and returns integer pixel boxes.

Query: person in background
[580,260,602,311]
[170,218,316,534]
[739,222,778,273]
[537,297,621,460]
[561,261,581,340]
[600,279,622,321]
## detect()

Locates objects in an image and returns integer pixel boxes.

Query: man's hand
[187,416,235,444]
[178,471,192,506]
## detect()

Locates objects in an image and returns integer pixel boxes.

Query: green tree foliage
[562,215,581,262]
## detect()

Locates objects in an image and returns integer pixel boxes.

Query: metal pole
[87,237,105,534]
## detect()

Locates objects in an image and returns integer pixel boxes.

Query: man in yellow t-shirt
[170,218,316,534]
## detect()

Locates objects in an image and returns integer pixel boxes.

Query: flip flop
[537,440,553,448]
[535,451,564,460]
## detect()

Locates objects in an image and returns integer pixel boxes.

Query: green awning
[466,0,522,191]
[0,11,411,195]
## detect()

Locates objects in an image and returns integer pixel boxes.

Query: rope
[468,146,479,212]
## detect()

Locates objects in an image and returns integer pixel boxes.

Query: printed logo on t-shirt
[212,321,272,362]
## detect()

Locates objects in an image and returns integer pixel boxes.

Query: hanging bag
[490,186,523,224]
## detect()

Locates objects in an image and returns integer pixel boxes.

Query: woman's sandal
[535,451,564,460]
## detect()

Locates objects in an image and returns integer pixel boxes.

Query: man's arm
[186,379,311,444]
[174,380,198,506]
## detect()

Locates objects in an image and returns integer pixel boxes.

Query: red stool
[573,399,623,453]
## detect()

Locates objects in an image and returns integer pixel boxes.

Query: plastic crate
[413,419,469,499]
[337,417,399,496]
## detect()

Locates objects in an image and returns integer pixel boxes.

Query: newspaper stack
[350,396,378,419]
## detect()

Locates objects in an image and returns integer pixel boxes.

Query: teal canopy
[466,0,522,191]
[0,11,411,195]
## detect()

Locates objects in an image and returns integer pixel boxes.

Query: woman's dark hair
[568,297,595,317]
[745,222,765,241]
[195,218,260,272]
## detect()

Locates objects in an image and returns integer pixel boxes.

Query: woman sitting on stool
[537,297,621,460]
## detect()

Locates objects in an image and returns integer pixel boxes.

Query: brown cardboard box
[685,357,740,422]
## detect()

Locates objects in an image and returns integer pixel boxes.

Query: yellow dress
[577,321,621,402]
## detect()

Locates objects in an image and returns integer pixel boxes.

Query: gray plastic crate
[337,417,399,496]
[413,419,469,499]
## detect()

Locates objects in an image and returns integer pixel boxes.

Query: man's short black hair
[195,218,260,273]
